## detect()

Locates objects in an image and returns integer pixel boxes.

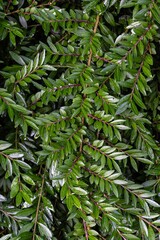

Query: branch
[88,15,100,66]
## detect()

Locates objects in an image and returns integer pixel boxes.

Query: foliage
[0,0,160,239]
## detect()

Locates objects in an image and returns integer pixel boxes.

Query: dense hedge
[0,0,160,239]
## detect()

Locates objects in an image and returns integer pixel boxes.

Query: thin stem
[83,220,89,240]
[5,0,12,13]
[117,229,127,240]
[32,166,46,240]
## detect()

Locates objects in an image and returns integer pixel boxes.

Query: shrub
[0,0,160,239]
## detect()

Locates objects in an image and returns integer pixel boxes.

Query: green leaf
[21,191,32,204]
[116,101,129,115]
[130,157,138,172]
[38,223,52,238]
[118,227,133,233]
[9,51,25,65]
[153,219,160,226]
[134,8,148,19]
[19,16,28,29]
[111,183,119,197]
[107,213,120,224]
[9,32,16,46]
[151,7,160,24]
[10,104,32,114]
[16,208,35,217]
[137,79,146,96]
[130,100,139,114]
[42,197,53,209]
[100,178,105,192]
[133,94,146,109]
[72,195,81,208]
[72,187,87,195]
[10,183,19,198]
[139,219,148,237]
[115,125,130,130]
[25,119,38,130]
[33,53,39,69]
[108,173,121,180]
[148,226,155,240]
[42,65,57,71]
[0,141,12,150]
[93,140,104,147]
[60,183,68,200]
[39,49,46,65]
[19,222,34,234]
[16,192,22,206]
[0,234,12,240]
[82,87,98,94]
[113,180,128,185]
[0,194,7,202]
[104,12,115,26]
[138,41,144,55]
[139,192,155,198]
[145,54,153,65]
[88,229,99,236]
[101,64,116,73]
[93,205,99,219]
[146,199,160,208]
[66,195,74,211]
[15,160,31,170]
[21,174,35,185]
[123,234,140,240]
[142,66,152,77]
[9,153,24,158]
[110,47,127,56]
[10,177,19,198]
[143,180,157,187]
[137,158,153,165]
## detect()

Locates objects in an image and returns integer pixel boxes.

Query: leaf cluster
[0,0,160,239]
